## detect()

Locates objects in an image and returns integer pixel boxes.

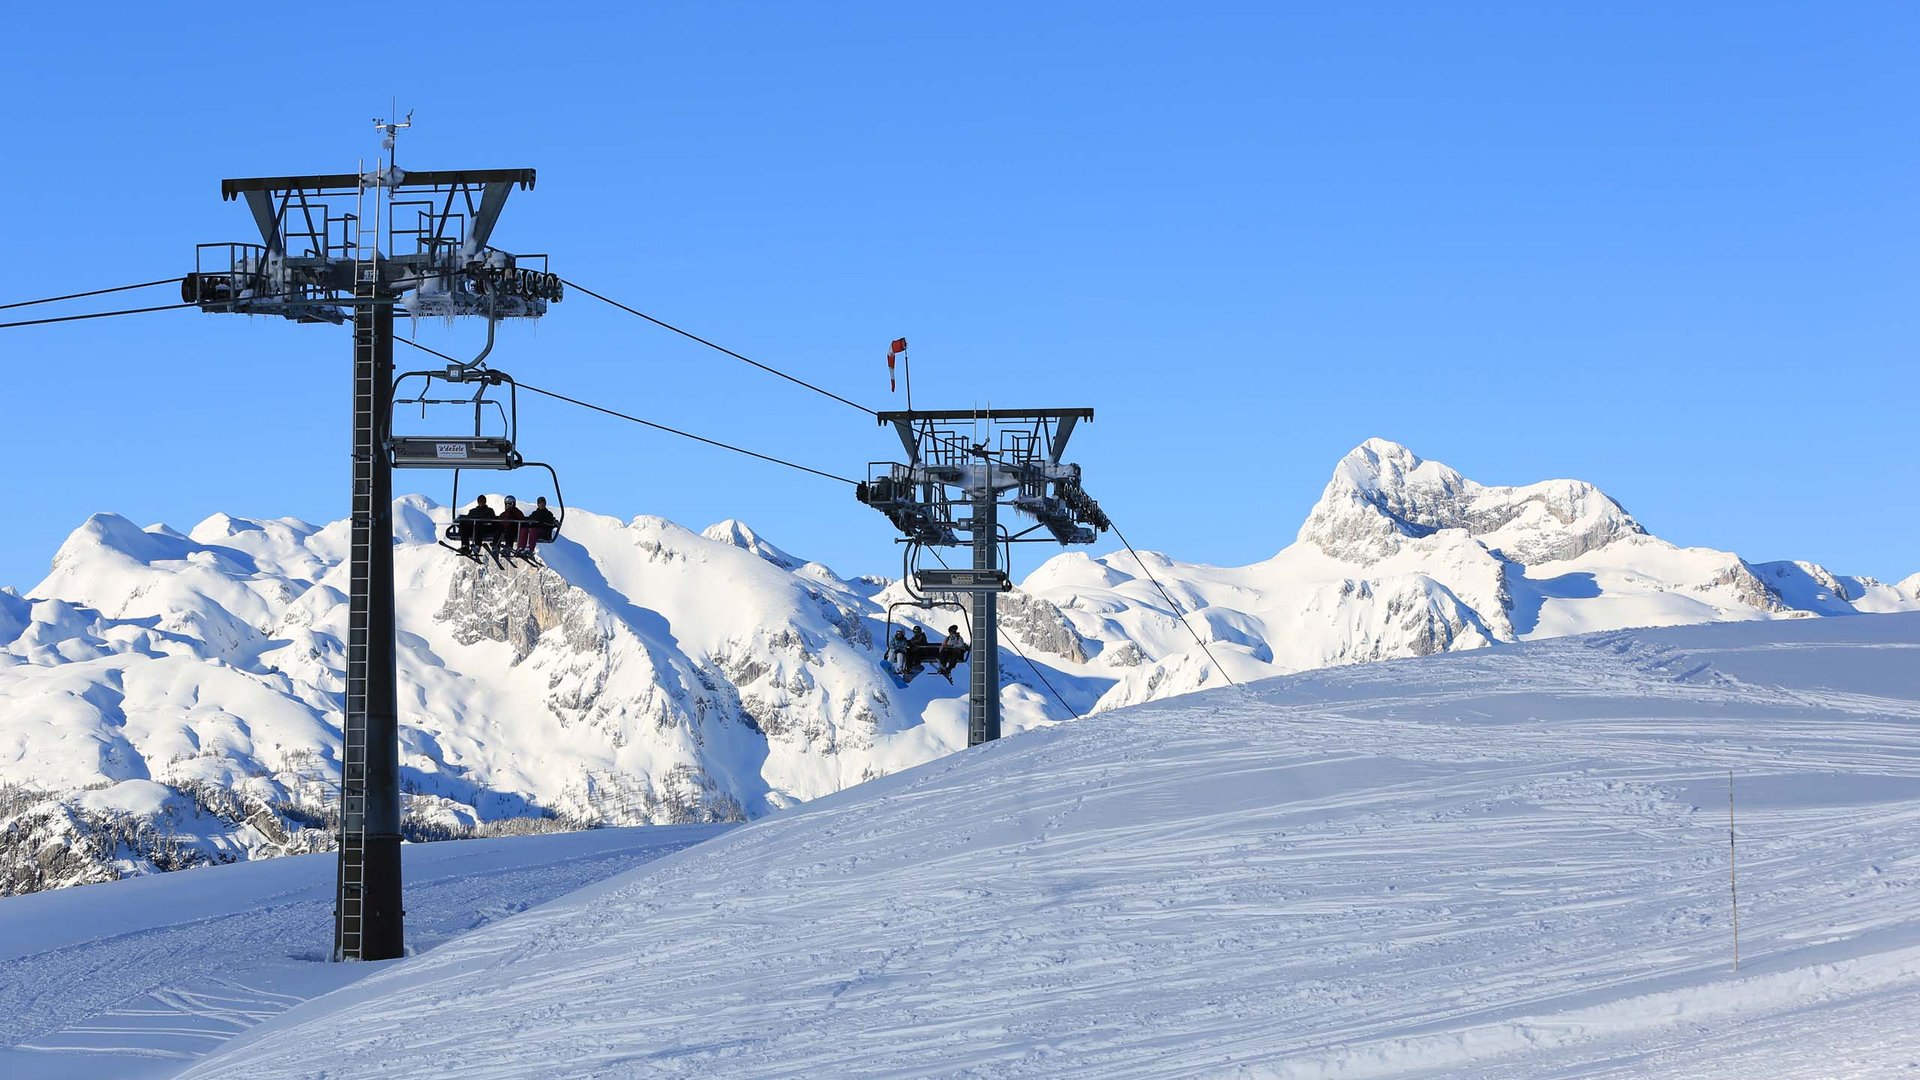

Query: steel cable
[561,278,879,416]
[391,335,858,487]
[1108,521,1243,690]
[0,302,199,330]
[0,277,183,312]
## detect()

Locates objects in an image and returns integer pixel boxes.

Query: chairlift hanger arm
[1049,415,1080,463]
[467,182,517,254]
[240,191,282,256]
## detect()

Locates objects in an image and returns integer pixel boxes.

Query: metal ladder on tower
[334,172,381,961]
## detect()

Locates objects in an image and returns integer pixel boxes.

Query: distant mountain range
[2,438,1912,894]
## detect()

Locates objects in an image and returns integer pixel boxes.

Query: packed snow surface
[0,824,725,1078]
[138,613,1920,1078]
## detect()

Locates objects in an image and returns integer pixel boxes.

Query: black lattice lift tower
[184,120,561,960]
[858,409,1110,745]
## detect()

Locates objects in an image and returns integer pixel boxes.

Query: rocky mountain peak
[1332,438,1464,499]
[1299,440,1645,565]
[702,519,800,570]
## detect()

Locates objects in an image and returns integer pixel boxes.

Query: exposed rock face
[998,591,1091,664]
[437,559,610,663]
[1697,561,1790,615]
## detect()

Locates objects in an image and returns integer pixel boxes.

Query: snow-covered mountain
[1027,437,1915,706]
[2,439,1912,894]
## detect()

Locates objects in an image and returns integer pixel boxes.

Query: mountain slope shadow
[1506,567,1602,636]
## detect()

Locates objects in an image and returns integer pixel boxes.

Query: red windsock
[887,337,908,392]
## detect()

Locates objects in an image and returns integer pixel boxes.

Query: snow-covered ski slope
[0,824,727,1079]
[163,613,1920,1079]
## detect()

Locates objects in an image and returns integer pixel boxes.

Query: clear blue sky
[3,2,1915,591]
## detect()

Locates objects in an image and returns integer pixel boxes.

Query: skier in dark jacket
[458,495,497,555]
[497,496,527,556]
[517,496,558,556]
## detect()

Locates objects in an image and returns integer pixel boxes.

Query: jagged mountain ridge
[1,438,1912,894]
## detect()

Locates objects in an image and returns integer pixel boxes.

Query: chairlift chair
[388,366,566,562]
[882,597,971,687]
[881,547,978,687]
[389,367,522,469]
[440,463,566,564]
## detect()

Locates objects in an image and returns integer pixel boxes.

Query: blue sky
[3,2,1915,590]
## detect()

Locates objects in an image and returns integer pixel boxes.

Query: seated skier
[938,624,969,676]
[497,495,526,556]
[889,628,911,669]
[516,496,558,556]
[457,495,497,556]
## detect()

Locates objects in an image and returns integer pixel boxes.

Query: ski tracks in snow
[0,825,726,1078]
[12,615,1920,1078]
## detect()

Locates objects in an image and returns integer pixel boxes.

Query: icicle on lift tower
[183,118,562,961]
[857,409,1110,745]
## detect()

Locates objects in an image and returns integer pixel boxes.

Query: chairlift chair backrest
[391,435,519,469]
[388,368,519,471]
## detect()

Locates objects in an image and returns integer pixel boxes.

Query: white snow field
[134,612,1917,1078]
[0,824,727,1079]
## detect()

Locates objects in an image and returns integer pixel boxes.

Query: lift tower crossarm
[875,408,1094,422]
[877,408,1095,468]
[189,167,558,326]
[222,171,537,258]
[220,168,538,199]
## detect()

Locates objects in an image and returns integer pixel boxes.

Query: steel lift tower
[858,409,1110,745]
[184,120,561,960]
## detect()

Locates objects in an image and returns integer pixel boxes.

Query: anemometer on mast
[185,114,563,962]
